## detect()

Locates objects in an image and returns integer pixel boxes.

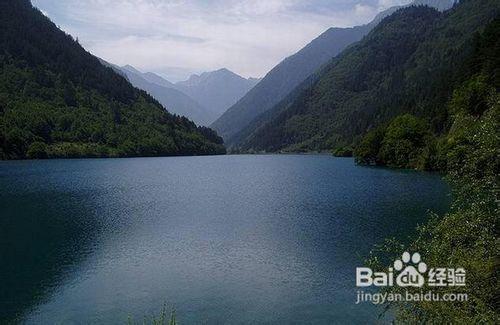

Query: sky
[31,0,412,82]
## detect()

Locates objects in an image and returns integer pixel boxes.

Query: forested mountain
[412,0,458,11]
[0,0,225,159]
[359,16,499,322]
[211,0,457,143]
[234,0,499,153]
[211,24,370,142]
[175,68,259,124]
[117,65,215,126]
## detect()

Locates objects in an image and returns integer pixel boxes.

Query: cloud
[377,0,412,10]
[31,0,395,81]
[354,4,378,21]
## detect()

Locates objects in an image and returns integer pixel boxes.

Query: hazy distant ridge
[176,68,260,123]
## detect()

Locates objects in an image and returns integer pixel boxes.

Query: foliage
[235,0,500,153]
[449,75,492,117]
[367,90,499,323]
[354,115,434,169]
[378,115,432,168]
[0,0,225,160]
[354,15,500,171]
[26,141,48,159]
[353,125,386,165]
[361,15,500,322]
[331,146,353,157]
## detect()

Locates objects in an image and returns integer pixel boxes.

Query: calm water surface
[0,155,450,324]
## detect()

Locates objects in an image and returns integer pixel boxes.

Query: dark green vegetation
[213,0,456,145]
[355,13,500,171]
[331,146,353,157]
[0,0,225,160]
[233,0,499,154]
[366,16,499,323]
[211,22,370,142]
[354,114,434,169]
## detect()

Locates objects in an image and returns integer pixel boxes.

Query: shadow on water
[0,186,101,322]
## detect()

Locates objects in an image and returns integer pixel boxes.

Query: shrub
[26,141,48,159]
[332,146,353,157]
[378,114,431,168]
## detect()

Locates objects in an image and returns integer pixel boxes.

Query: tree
[354,125,386,165]
[0,0,226,160]
[378,114,431,168]
[26,141,48,159]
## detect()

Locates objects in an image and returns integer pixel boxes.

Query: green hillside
[212,0,456,145]
[0,0,225,159]
[363,16,499,322]
[211,24,370,143]
[234,0,499,153]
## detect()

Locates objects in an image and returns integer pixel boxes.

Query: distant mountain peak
[121,64,142,74]
[143,71,162,79]
[214,67,231,74]
[174,68,260,119]
[179,68,244,87]
[181,73,202,86]
[117,66,177,89]
[248,77,262,84]
[117,65,215,126]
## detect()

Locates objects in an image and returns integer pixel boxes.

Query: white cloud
[354,4,378,21]
[32,0,393,81]
[377,0,412,10]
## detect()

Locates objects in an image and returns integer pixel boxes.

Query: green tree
[331,146,353,157]
[360,18,500,318]
[26,141,48,159]
[368,89,499,324]
[378,114,431,168]
[354,125,386,165]
[0,0,226,160]
[449,75,492,116]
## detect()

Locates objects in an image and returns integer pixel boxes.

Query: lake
[0,155,450,324]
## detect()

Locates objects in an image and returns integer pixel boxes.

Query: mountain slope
[212,0,457,144]
[0,0,225,159]
[236,0,499,152]
[118,65,215,126]
[175,68,259,123]
[211,25,370,142]
[355,17,499,322]
[142,71,177,89]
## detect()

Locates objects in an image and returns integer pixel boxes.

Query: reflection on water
[0,156,450,324]
[0,190,100,323]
